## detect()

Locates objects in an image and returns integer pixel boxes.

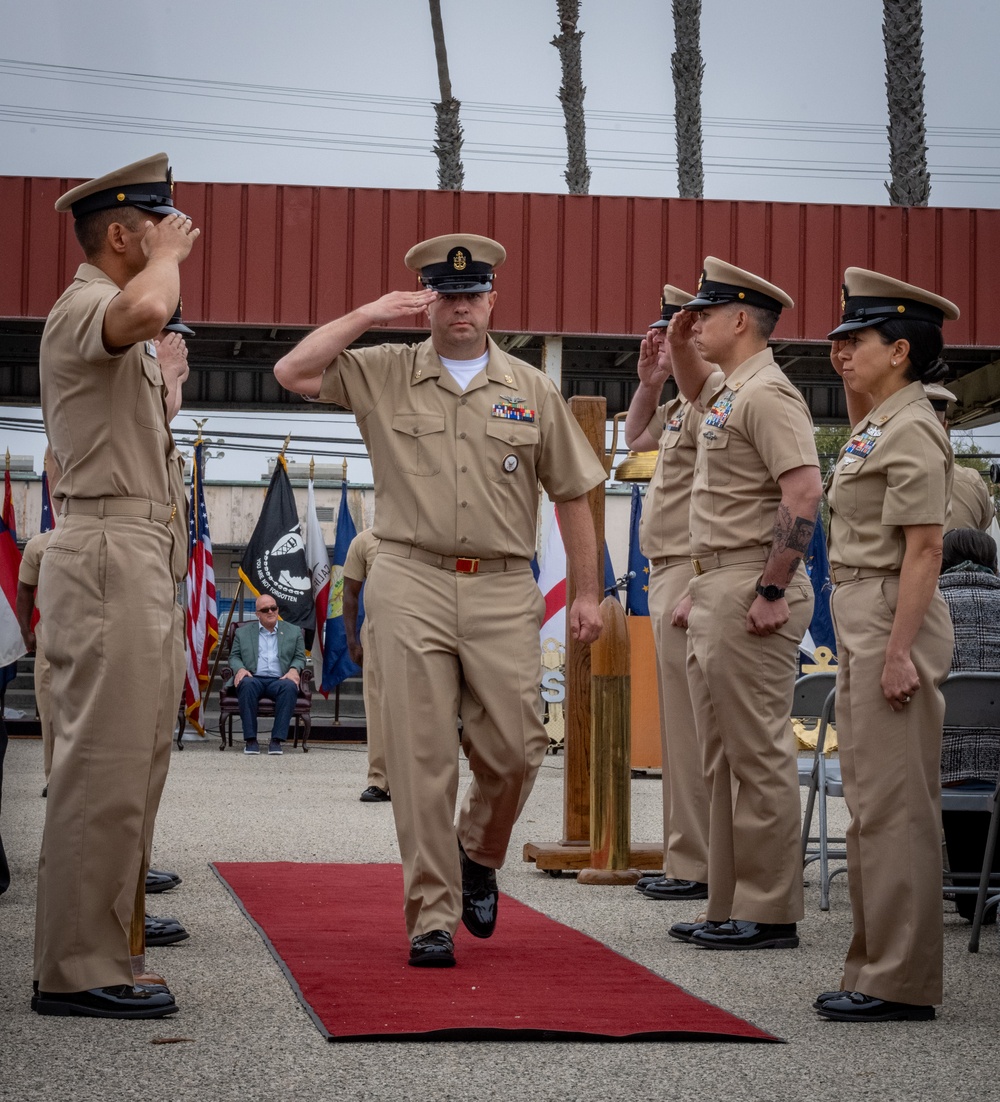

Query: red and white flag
[184,442,218,735]
[537,513,567,648]
[305,477,331,679]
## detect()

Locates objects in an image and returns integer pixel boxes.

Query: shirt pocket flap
[486,420,540,446]
[391,412,446,439]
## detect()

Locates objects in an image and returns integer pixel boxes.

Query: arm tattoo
[772,505,816,580]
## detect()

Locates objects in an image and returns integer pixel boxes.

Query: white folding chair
[795,671,846,910]
[939,671,1000,953]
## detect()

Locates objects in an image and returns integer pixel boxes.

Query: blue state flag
[40,471,54,533]
[805,515,836,654]
[322,482,362,690]
[625,484,650,616]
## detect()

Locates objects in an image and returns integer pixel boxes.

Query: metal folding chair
[795,671,846,910]
[939,671,1000,952]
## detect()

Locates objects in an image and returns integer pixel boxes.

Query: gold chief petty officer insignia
[452,249,467,271]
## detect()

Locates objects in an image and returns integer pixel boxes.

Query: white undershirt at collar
[439,352,489,391]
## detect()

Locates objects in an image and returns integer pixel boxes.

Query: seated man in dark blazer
[229,595,306,755]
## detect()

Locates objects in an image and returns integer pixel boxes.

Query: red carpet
[212,862,779,1043]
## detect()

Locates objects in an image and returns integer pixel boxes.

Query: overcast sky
[3,0,1000,481]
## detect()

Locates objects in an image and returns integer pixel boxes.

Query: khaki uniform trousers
[648,561,709,882]
[687,563,812,924]
[365,553,549,939]
[34,515,182,992]
[360,619,388,791]
[831,576,953,1005]
[34,638,53,782]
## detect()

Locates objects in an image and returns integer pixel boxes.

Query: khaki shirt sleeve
[69,278,121,367]
[880,418,951,527]
[743,378,819,481]
[534,381,608,502]
[343,533,368,582]
[645,402,667,441]
[316,346,396,420]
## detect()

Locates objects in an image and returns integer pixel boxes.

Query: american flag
[184,441,218,735]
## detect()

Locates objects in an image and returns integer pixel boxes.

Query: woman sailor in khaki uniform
[816,269,958,1023]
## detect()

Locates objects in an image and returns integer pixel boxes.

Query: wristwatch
[755,581,786,602]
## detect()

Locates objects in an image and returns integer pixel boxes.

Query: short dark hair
[745,304,780,341]
[874,318,947,384]
[942,526,998,574]
[73,206,145,259]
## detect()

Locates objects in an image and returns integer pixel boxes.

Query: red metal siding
[2,177,998,347]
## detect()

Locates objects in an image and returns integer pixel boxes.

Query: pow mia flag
[239,456,314,642]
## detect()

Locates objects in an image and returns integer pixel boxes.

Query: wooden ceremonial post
[523,398,663,876]
[579,597,642,884]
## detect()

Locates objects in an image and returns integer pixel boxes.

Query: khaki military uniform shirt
[638,396,699,561]
[40,264,187,577]
[344,528,379,582]
[18,530,53,588]
[948,463,994,532]
[828,382,953,571]
[317,336,607,557]
[690,349,819,556]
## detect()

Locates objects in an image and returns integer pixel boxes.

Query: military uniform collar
[706,347,772,400]
[862,380,928,429]
[75,262,117,287]
[412,334,515,391]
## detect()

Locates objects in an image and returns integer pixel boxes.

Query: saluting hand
[361,289,439,326]
[665,307,697,350]
[141,212,200,264]
[637,329,672,389]
[155,332,190,386]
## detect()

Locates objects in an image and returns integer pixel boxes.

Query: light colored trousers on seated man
[364,552,548,940]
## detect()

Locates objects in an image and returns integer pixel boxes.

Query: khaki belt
[829,566,900,584]
[377,539,531,575]
[650,554,693,569]
[61,496,177,526]
[690,546,769,576]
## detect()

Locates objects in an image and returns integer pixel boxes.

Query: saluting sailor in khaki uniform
[919,384,995,532]
[32,154,197,1020]
[664,258,822,951]
[275,234,606,967]
[624,287,714,903]
[815,270,957,1024]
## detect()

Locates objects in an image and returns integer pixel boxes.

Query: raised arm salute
[274,233,607,968]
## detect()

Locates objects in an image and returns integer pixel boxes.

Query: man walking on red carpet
[274,234,605,967]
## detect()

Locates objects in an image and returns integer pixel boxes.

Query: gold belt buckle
[691,557,704,576]
[454,557,480,574]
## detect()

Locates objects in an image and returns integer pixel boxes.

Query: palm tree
[882,0,931,206]
[551,0,591,195]
[672,0,704,199]
[428,0,464,190]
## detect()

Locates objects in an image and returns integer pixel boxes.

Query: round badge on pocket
[502,453,518,473]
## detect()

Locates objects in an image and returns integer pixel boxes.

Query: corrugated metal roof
[2,177,997,347]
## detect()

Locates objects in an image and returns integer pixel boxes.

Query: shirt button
[460,465,467,473]
[459,432,467,440]
[460,536,468,543]
[461,501,468,508]
[460,398,468,406]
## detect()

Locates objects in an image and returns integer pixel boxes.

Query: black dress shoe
[359,786,391,803]
[408,930,456,968]
[146,868,181,894]
[816,991,935,1022]
[32,985,179,1019]
[145,915,190,946]
[635,873,663,892]
[668,919,726,944]
[690,919,799,950]
[813,989,845,1009]
[459,842,498,939]
[643,877,709,901]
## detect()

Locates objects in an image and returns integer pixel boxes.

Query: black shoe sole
[644,888,710,901]
[33,997,179,1019]
[145,931,190,947]
[693,935,799,950]
[816,1004,934,1022]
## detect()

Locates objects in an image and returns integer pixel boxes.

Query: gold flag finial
[4,448,9,472]
[192,417,208,446]
[341,457,348,483]
[280,434,291,458]
[309,456,315,481]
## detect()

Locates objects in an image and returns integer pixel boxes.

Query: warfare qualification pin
[502,453,519,473]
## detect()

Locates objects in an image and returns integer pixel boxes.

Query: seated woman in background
[939,526,1000,923]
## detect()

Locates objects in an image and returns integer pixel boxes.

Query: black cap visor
[828,296,945,340]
